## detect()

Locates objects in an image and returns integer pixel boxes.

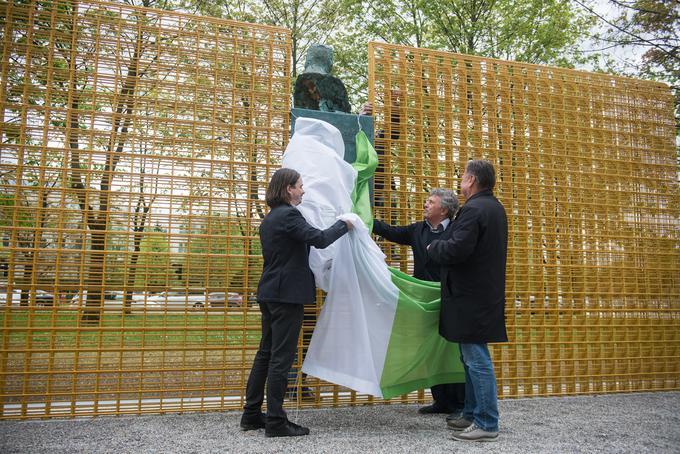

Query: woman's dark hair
[265,168,301,208]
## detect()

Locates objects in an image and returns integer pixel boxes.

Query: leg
[419,385,451,414]
[459,348,475,422]
[451,382,466,412]
[287,307,317,399]
[264,302,304,429]
[459,343,499,432]
[242,302,272,418]
[433,382,465,413]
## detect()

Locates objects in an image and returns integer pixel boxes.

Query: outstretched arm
[284,208,349,249]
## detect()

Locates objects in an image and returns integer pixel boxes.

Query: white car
[69,291,155,310]
[0,289,54,306]
[145,291,243,308]
[0,289,20,306]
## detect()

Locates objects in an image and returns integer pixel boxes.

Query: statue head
[303,44,333,75]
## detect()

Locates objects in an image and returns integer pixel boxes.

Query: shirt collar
[425,217,450,233]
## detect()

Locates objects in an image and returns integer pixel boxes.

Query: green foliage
[589,0,679,133]
[334,0,595,108]
[183,215,246,289]
[133,229,173,288]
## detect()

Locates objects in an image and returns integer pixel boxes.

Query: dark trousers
[431,382,466,412]
[288,309,316,387]
[243,301,304,428]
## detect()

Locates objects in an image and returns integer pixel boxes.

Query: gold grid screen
[368,43,679,398]
[0,1,678,421]
[0,0,292,418]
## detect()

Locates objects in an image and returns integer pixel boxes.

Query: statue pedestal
[290,108,374,164]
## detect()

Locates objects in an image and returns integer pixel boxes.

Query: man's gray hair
[465,159,496,190]
[430,188,459,220]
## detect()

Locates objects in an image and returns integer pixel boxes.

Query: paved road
[1,391,678,453]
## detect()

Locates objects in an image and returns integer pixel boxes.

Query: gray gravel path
[1,392,678,453]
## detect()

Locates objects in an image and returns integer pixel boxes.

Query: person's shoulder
[268,204,297,219]
[457,201,481,219]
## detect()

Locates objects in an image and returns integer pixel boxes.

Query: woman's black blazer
[256,204,348,304]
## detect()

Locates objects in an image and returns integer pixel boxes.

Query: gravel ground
[1,392,678,453]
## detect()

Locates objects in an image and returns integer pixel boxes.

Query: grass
[0,308,262,348]
[0,308,267,406]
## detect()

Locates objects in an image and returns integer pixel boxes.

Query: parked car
[34,290,54,306]
[145,291,243,309]
[0,289,20,306]
[0,289,54,306]
[207,292,243,308]
[146,291,208,308]
[69,291,156,311]
[70,291,124,306]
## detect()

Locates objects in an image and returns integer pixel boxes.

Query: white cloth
[282,118,399,397]
[282,117,356,291]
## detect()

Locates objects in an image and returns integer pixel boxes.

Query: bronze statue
[294,44,351,113]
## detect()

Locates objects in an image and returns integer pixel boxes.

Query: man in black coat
[373,188,466,415]
[427,160,508,442]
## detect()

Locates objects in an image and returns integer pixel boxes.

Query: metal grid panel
[1,1,678,421]
[0,0,297,418]
[368,43,680,398]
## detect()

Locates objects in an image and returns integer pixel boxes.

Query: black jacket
[372,219,452,281]
[257,204,348,304]
[427,190,508,343]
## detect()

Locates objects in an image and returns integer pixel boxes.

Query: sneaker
[451,423,499,442]
[446,416,473,431]
[265,420,310,438]
[240,412,266,431]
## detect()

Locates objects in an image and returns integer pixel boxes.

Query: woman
[239,168,352,438]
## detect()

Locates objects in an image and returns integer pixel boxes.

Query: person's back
[438,190,507,343]
[258,204,313,304]
[428,160,508,442]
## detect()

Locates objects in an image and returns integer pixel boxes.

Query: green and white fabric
[282,118,464,399]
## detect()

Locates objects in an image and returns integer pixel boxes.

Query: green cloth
[349,131,465,399]
[350,130,378,232]
[380,268,465,399]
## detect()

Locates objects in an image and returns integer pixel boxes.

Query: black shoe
[240,412,266,431]
[288,387,315,401]
[445,409,465,421]
[265,420,310,438]
[418,404,450,414]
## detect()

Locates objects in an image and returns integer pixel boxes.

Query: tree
[577,0,679,132]
[195,0,355,77]
[329,0,596,108]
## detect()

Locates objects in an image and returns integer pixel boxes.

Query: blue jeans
[460,343,499,432]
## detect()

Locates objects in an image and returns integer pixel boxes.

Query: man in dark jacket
[427,160,508,442]
[373,188,466,415]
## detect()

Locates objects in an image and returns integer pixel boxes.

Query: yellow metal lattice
[1,0,679,421]
[368,42,680,398]
[0,0,295,418]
